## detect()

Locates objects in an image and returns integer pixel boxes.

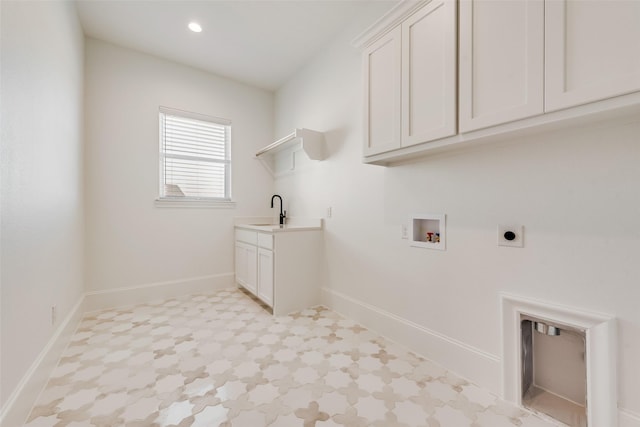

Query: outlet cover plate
[498,224,524,248]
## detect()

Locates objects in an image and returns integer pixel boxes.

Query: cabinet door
[545,0,640,112]
[401,0,457,146]
[363,26,401,156]
[236,242,257,295]
[459,0,544,132]
[234,243,246,286]
[257,248,274,307]
[245,244,257,295]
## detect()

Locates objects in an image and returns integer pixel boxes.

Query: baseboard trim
[321,287,502,394]
[0,295,85,427]
[4,282,637,427]
[1,273,234,426]
[84,273,235,312]
[322,287,640,425]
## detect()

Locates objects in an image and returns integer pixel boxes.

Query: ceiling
[75,0,398,91]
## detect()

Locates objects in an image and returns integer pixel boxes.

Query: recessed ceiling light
[188,22,202,33]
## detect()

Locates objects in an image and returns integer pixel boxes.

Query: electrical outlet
[51,305,57,326]
[401,225,408,239]
[498,224,524,248]
[326,207,332,218]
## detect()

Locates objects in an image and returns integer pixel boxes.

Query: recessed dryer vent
[501,294,617,427]
[521,316,587,426]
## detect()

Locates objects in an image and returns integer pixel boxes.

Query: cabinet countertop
[235,223,322,233]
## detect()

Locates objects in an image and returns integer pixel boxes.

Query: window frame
[156,106,235,208]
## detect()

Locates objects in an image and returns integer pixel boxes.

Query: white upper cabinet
[459,0,544,132]
[401,0,457,145]
[362,0,456,155]
[363,27,402,156]
[357,0,640,164]
[545,0,640,112]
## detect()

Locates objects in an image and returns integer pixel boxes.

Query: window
[158,107,231,204]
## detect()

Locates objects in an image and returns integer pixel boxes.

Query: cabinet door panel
[401,0,457,146]
[363,27,401,156]
[257,248,273,307]
[235,244,246,286]
[545,0,640,111]
[459,0,543,132]
[245,244,257,295]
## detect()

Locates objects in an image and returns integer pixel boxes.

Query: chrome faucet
[270,194,286,226]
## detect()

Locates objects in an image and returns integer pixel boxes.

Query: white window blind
[159,108,231,201]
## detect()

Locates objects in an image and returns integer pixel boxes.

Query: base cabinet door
[246,245,257,295]
[235,242,257,295]
[257,248,274,307]
[459,0,543,132]
[545,0,640,112]
[235,243,246,286]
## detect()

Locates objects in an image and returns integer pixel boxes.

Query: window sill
[155,198,236,209]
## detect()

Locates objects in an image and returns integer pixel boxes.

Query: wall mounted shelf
[256,128,326,176]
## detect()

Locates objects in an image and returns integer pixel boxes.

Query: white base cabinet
[234,227,322,316]
[234,241,257,295]
[257,248,273,307]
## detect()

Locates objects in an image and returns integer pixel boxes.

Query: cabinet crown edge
[351,0,430,49]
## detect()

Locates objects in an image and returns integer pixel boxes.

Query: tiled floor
[25,288,558,427]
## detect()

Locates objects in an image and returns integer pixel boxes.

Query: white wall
[274,8,640,418]
[84,39,274,299]
[0,0,85,412]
